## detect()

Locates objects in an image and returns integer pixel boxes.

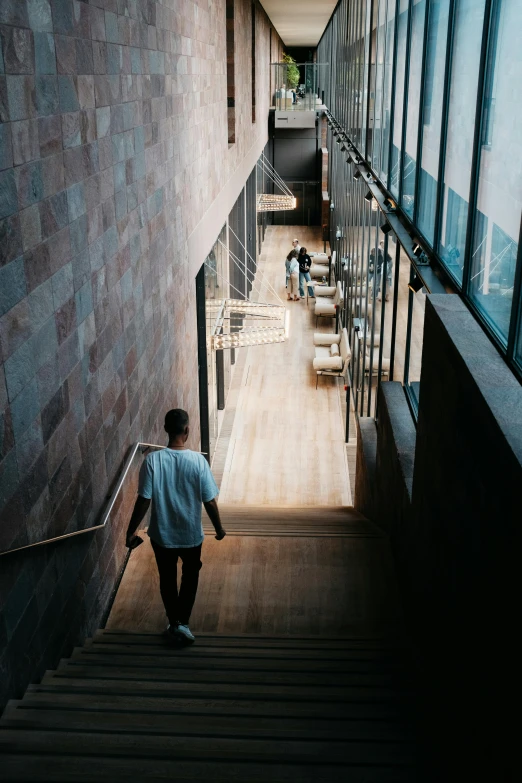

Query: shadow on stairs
[0,629,420,781]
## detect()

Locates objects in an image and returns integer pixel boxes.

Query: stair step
[96,629,403,647]
[32,677,410,702]
[55,661,402,685]
[69,650,404,674]
[2,701,411,738]
[84,641,401,661]
[0,753,416,783]
[41,673,407,696]
[11,690,412,716]
[0,728,415,766]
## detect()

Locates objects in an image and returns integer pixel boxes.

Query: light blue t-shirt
[138,449,219,548]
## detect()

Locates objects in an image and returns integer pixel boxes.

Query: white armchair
[315,280,343,326]
[309,250,332,280]
[313,328,351,388]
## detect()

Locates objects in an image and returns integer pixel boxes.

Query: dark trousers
[151,540,202,626]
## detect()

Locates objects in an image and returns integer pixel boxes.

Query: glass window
[380,0,396,185]
[404,269,426,412]
[361,0,373,155]
[469,0,522,345]
[417,0,450,243]
[369,0,387,170]
[390,0,410,196]
[440,0,486,283]
[401,0,427,217]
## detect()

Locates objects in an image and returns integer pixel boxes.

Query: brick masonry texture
[0,0,282,711]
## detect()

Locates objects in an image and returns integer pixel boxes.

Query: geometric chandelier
[207,299,286,351]
[257,153,296,212]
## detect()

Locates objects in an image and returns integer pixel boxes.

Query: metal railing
[1,442,167,557]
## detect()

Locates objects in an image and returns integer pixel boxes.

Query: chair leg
[316,373,319,389]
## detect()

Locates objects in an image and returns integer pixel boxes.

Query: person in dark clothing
[369,245,384,294]
[298,246,315,298]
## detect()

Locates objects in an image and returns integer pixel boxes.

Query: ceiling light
[380,220,392,234]
[353,170,361,180]
[364,190,373,201]
[412,241,423,257]
[340,145,347,152]
[346,155,352,164]
[408,276,424,294]
[384,198,397,211]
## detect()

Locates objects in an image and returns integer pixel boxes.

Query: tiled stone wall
[0,0,282,710]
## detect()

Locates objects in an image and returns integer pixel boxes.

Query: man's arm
[203,498,226,540]
[125,496,151,547]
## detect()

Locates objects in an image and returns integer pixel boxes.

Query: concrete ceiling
[259,0,337,47]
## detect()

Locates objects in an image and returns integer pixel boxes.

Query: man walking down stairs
[0,504,421,781]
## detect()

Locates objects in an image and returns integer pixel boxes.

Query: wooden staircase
[202,505,383,537]
[0,629,418,781]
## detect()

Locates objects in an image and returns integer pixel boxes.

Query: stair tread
[41,674,408,696]
[12,690,413,715]
[3,702,409,732]
[55,662,401,684]
[84,641,402,660]
[97,629,403,645]
[0,728,415,764]
[0,754,416,783]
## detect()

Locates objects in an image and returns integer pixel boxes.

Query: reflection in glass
[380,0,396,185]
[417,0,450,243]
[390,0,409,196]
[469,0,521,344]
[440,0,486,282]
[401,0,427,216]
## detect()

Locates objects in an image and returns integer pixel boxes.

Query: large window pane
[417,0,450,243]
[401,0,427,217]
[440,0,486,282]
[469,0,522,344]
[390,0,409,196]
[380,0,396,185]
[369,0,387,169]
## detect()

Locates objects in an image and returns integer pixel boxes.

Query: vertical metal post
[195,266,211,462]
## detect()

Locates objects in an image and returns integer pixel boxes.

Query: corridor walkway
[107,226,403,638]
[217,226,351,507]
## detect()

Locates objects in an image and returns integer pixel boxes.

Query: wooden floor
[107,529,402,636]
[107,226,403,637]
[217,226,352,507]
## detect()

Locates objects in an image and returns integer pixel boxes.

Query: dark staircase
[0,629,418,781]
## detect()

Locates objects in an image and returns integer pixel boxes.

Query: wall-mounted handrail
[1,442,206,557]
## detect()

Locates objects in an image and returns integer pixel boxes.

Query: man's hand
[126,534,144,549]
[203,498,226,541]
[125,496,151,549]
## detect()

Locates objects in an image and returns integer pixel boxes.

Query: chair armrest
[313,356,343,371]
[313,333,341,346]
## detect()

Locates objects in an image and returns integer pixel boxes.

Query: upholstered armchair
[312,328,351,388]
[309,251,331,280]
[315,281,343,326]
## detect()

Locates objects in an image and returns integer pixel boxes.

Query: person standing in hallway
[286,250,300,300]
[126,409,226,644]
[298,246,315,298]
[379,240,393,302]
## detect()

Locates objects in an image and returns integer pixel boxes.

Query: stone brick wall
[0,0,282,711]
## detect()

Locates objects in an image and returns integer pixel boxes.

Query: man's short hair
[293,238,299,243]
[165,409,189,436]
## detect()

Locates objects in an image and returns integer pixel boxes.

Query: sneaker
[175,624,195,643]
[164,623,179,641]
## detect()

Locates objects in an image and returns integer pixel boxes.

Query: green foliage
[282,53,300,89]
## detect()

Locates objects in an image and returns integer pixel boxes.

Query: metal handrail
[1,442,205,557]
